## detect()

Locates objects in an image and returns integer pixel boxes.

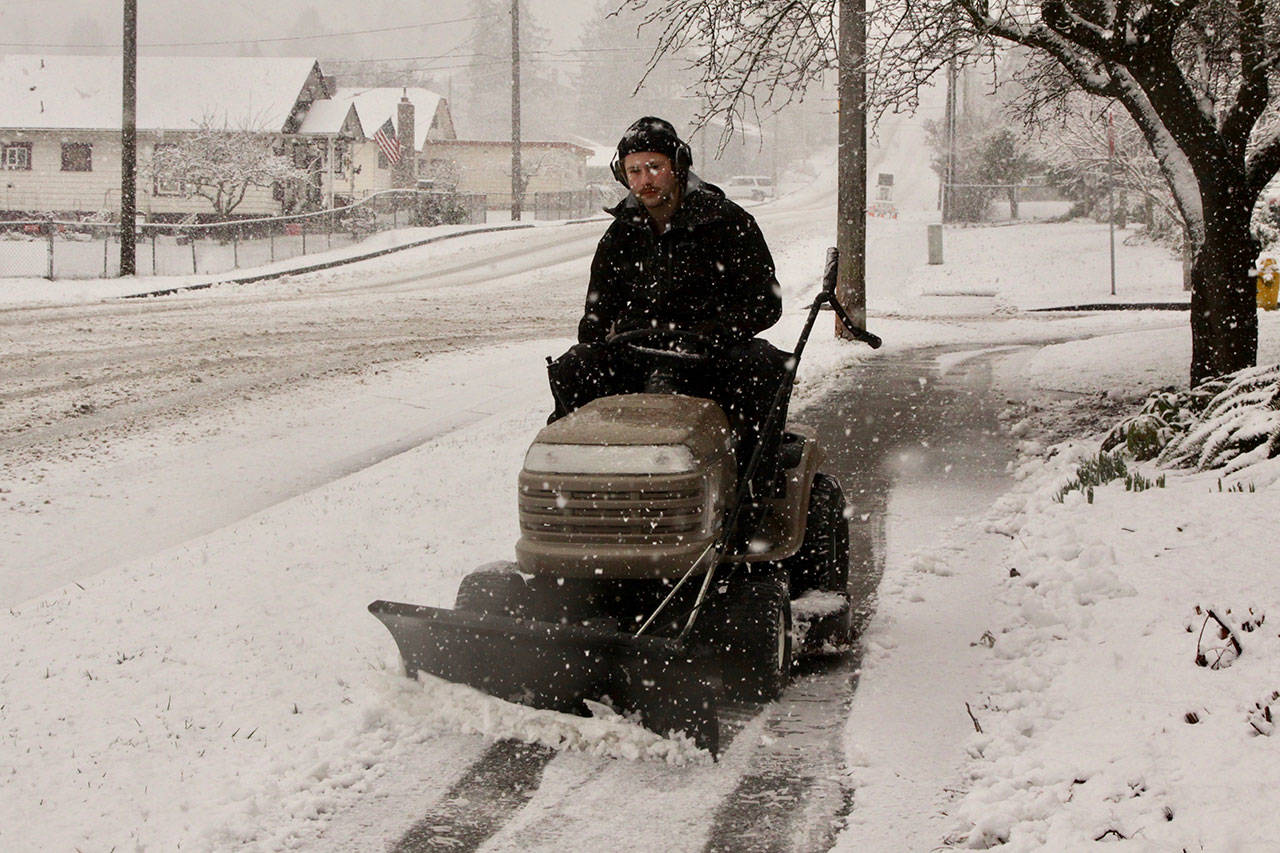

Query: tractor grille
[519,472,708,545]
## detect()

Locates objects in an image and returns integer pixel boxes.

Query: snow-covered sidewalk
[836,319,1280,851]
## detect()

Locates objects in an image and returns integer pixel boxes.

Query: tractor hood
[517,393,736,578]
[536,393,732,459]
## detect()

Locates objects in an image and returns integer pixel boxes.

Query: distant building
[0,54,590,221]
[425,139,592,212]
[302,87,457,201]
[0,54,358,219]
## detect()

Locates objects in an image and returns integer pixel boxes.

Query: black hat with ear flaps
[610,116,693,187]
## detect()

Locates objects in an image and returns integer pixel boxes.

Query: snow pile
[399,672,712,766]
[792,589,852,649]
[941,409,1280,849]
[201,668,711,850]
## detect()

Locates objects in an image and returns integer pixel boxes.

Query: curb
[1028,302,1190,312]
[119,221,547,300]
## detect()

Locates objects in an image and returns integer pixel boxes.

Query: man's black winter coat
[577,175,782,347]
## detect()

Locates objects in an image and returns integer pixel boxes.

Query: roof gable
[298,99,361,138]
[329,87,445,149]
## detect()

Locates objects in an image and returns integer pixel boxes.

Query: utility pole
[836,0,867,333]
[510,0,523,221]
[120,0,137,275]
[942,55,957,222]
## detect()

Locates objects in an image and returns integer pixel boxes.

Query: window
[2,142,31,170]
[152,143,184,196]
[61,142,92,172]
[377,150,389,170]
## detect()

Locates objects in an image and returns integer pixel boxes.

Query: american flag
[373,117,401,165]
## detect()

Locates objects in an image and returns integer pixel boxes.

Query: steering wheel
[607,328,717,362]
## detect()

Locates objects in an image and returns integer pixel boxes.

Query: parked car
[723,175,776,202]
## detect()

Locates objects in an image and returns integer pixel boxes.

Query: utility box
[928,223,943,265]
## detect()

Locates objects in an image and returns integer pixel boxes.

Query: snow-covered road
[0,183,849,607]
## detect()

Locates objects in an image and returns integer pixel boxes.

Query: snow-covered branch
[1247,124,1280,199]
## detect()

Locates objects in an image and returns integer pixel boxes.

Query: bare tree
[620,0,840,142]
[628,0,1280,385]
[933,0,1280,384]
[1039,96,1188,247]
[147,120,310,218]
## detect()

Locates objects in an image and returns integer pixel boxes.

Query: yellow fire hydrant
[1258,257,1280,310]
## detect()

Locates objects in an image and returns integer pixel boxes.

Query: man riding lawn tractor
[369,117,881,753]
[547,116,790,549]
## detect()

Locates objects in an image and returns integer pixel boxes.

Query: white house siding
[1,130,121,214]
[345,142,395,199]
[0,129,280,218]
[0,55,338,220]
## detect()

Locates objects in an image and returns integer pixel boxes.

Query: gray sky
[0,1,598,76]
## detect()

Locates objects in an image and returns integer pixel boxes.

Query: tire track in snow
[703,662,861,853]
[391,740,557,852]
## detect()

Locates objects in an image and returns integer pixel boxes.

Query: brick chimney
[394,92,415,188]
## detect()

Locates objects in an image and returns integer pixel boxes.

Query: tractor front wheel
[454,561,529,618]
[720,572,793,702]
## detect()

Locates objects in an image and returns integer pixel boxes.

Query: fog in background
[0,0,838,178]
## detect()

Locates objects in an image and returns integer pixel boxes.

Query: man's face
[622,151,680,211]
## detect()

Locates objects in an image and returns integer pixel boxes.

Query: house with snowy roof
[308,86,589,213]
[310,87,457,200]
[0,53,588,221]
[0,54,366,219]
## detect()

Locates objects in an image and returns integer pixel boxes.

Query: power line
[334,45,655,63]
[0,15,489,50]
[327,47,670,73]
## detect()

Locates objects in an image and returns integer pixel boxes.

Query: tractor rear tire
[786,473,850,597]
[454,562,528,618]
[720,572,793,702]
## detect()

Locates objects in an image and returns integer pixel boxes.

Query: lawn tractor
[369,250,880,753]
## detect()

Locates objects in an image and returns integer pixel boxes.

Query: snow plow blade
[368,600,722,754]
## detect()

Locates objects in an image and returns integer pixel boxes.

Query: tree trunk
[1188,202,1259,385]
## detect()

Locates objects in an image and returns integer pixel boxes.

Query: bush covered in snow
[1099,363,1280,473]
[1253,192,1280,252]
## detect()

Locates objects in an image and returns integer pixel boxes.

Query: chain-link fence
[0,189,488,280]
[531,190,599,221]
[940,183,1074,223]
